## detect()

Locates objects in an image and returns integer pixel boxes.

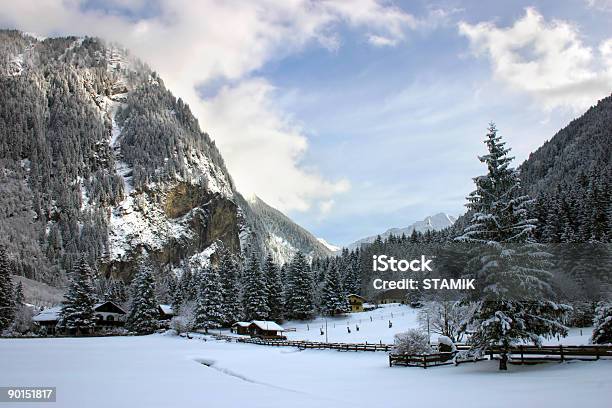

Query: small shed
[158,304,174,320]
[248,320,286,339]
[231,321,251,335]
[347,294,366,312]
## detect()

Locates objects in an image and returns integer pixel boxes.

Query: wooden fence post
[560,345,564,362]
[423,355,427,369]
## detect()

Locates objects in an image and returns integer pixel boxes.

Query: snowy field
[1,334,611,408]
[276,304,593,346]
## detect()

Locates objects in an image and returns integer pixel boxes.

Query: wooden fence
[389,344,612,368]
[212,334,393,352]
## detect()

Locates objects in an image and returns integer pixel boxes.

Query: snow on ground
[284,304,418,344]
[1,334,610,408]
[280,304,594,346]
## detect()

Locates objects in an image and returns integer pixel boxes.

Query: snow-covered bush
[170,316,193,334]
[170,301,195,334]
[393,329,432,355]
[591,301,612,344]
[9,305,34,335]
[437,335,457,353]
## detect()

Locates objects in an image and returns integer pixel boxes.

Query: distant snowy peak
[347,212,456,250]
[317,238,341,253]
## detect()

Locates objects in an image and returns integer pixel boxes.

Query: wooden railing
[389,344,612,368]
[212,334,393,352]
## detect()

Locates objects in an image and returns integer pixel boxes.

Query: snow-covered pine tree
[285,251,315,320]
[0,246,15,331]
[457,123,569,370]
[59,255,97,335]
[193,267,224,332]
[591,300,612,344]
[242,253,270,321]
[171,277,184,316]
[321,262,349,316]
[13,281,25,307]
[219,251,242,326]
[127,260,158,334]
[263,254,284,321]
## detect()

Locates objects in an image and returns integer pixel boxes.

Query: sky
[1,0,612,245]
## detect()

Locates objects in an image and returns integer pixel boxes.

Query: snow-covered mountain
[0,31,329,283]
[317,238,341,253]
[346,213,457,250]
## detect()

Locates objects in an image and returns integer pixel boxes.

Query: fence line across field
[210,334,612,367]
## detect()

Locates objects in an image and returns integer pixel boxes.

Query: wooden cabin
[248,321,286,340]
[231,322,250,335]
[158,304,175,320]
[347,294,366,312]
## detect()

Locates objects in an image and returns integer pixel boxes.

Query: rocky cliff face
[0,31,329,284]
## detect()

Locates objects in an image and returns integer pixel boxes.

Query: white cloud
[368,34,398,47]
[0,0,421,214]
[585,0,612,12]
[459,7,612,111]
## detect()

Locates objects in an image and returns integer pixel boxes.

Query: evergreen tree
[127,260,158,334]
[13,281,25,307]
[172,277,184,316]
[59,256,97,335]
[457,123,569,370]
[591,301,612,344]
[242,254,269,320]
[285,251,315,320]
[193,267,224,332]
[219,251,242,325]
[263,254,284,321]
[321,262,349,316]
[0,246,15,331]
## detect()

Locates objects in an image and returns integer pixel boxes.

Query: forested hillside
[0,30,329,288]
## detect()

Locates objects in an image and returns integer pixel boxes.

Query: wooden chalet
[347,294,366,312]
[93,301,127,328]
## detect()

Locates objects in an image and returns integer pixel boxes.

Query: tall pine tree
[242,253,270,320]
[59,255,97,335]
[218,251,242,326]
[0,246,15,331]
[285,251,315,320]
[193,267,224,332]
[321,262,349,316]
[127,260,158,334]
[457,123,569,370]
[263,254,284,321]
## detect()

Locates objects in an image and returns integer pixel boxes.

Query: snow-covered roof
[232,321,250,327]
[94,301,127,314]
[32,306,62,322]
[249,320,284,332]
[347,293,366,300]
[159,304,174,315]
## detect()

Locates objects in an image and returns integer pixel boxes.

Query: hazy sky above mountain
[2,0,612,245]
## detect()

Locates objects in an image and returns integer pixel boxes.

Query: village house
[375,289,408,305]
[93,301,127,328]
[32,301,127,334]
[347,294,366,312]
